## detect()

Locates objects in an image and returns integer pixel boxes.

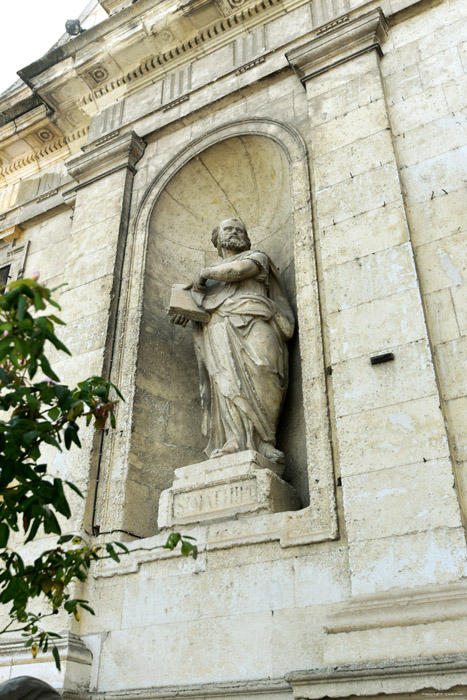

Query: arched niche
[130,133,309,531]
[102,118,336,543]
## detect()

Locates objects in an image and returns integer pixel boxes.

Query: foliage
[0,277,197,668]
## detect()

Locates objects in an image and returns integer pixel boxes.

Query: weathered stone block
[389,86,448,135]
[415,229,466,294]
[324,242,417,313]
[320,201,409,269]
[342,458,461,542]
[424,288,460,346]
[336,394,449,476]
[312,99,390,158]
[332,339,438,417]
[327,287,427,364]
[349,527,467,595]
[313,129,394,189]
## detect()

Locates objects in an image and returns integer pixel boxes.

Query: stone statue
[169,218,294,463]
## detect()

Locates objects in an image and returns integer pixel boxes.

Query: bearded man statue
[170,218,294,463]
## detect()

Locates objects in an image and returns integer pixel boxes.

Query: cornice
[63,677,291,700]
[55,657,467,700]
[325,580,467,634]
[286,8,388,83]
[0,105,85,189]
[0,93,41,129]
[286,655,467,699]
[0,127,88,189]
[69,0,284,111]
[65,130,146,185]
[0,0,436,193]
[0,631,92,667]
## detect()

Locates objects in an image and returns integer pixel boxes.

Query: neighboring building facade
[0,0,467,697]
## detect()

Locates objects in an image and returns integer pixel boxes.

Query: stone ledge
[61,656,467,700]
[286,654,467,699]
[63,677,291,700]
[325,580,467,634]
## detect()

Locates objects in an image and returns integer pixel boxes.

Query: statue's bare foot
[210,440,239,458]
[260,443,285,463]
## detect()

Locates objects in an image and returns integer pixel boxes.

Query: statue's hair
[211,219,251,250]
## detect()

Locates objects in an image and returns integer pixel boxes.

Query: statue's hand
[192,274,207,294]
[170,314,190,327]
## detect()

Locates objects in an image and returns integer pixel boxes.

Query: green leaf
[78,602,95,615]
[17,295,27,321]
[115,542,129,553]
[58,534,74,544]
[39,354,60,383]
[163,532,181,551]
[23,431,41,445]
[105,543,120,563]
[181,541,196,557]
[52,645,61,672]
[0,523,10,548]
[48,406,61,421]
[26,394,41,411]
[53,384,69,403]
[33,292,46,311]
[65,481,83,498]
[48,315,65,325]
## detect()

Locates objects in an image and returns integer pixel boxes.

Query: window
[0,265,10,288]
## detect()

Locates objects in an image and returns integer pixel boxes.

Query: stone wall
[0,0,466,696]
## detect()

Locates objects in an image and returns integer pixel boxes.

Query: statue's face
[218,219,249,251]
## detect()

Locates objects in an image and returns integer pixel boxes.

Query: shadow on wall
[129,134,309,536]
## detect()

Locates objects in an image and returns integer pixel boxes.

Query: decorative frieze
[311,0,350,29]
[162,65,192,106]
[163,95,190,111]
[235,56,266,74]
[87,101,125,143]
[233,25,266,68]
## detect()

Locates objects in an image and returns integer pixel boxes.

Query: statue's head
[211,218,251,254]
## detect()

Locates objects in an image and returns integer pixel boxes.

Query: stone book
[168,284,210,322]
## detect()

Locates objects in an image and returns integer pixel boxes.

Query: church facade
[1,0,467,697]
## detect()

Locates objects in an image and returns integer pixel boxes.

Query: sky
[0,0,102,95]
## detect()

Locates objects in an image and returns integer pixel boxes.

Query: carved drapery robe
[191,250,294,461]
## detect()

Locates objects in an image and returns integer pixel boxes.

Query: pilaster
[60,129,145,536]
[287,7,467,603]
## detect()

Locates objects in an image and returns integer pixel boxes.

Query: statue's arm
[200,259,259,284]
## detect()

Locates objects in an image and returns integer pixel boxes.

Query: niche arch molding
[97,118,338,548]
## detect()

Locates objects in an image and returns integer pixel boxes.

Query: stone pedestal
[158,450,300,528]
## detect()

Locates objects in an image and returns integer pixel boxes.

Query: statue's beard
[219,236,249,252]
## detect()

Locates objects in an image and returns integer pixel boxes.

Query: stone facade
[0,0,466,697]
